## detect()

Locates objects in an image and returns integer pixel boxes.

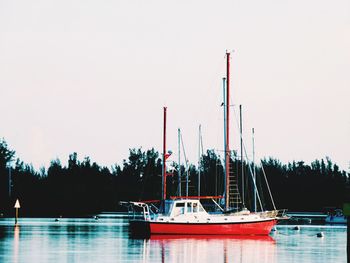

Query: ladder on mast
[228,160,242,210]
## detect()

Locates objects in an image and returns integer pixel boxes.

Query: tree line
[0,138,349,216]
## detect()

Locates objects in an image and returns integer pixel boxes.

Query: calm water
[0,217,347,263]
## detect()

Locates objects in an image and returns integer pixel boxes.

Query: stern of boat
[130,220,151,238]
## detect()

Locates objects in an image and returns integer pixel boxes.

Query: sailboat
[122,52,285,236]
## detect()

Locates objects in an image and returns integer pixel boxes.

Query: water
[0,217,347,263]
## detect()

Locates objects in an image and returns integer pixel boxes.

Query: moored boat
[123,51,286,236]
[126,199,279,236]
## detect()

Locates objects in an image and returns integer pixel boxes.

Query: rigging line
[198,125,205,196]
[232,107,264,211]
[180,133,190,197]
[215,157,218,197]
[260,162,277,210]
[232,106,277,210]
[241,152,264,211]
[211,198,225,212]
[242,141,264,211]
[238,140,264,211]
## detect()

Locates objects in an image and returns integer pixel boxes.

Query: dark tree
[0,139,16,212]
[1,136,349,216]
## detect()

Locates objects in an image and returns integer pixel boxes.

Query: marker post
[14,199,20,226]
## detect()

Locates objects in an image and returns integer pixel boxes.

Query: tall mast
[178,128,181,196]
[186,155,189,197]
[162,107,167,202]
[225,52,230,211]
[180,133,189,197]
[240,105,245,208]
[198,125,201,196]
[222,77,226,205]
[252,127,256,212]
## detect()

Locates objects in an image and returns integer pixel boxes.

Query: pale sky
[0,0,349,171]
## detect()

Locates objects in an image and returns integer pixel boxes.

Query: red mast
[225,52,230,211]
[162,107,167,201]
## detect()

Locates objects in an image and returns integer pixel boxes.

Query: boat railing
[119,201,153,221]
[276,209,289,219]
[259,210,277,218]
[258,209,288,219]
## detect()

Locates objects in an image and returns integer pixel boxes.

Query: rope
[260,162,277,210]
[180,133,190,196]
[232,106,277,211]
[232,107,264,211]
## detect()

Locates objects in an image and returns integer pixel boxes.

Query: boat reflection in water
[137,235,276,263]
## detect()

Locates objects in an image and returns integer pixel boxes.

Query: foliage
[0,138,349,215]
[0,139,16,211]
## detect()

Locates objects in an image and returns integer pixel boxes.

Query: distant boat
[325,209,347,224]
[122,52,286,236]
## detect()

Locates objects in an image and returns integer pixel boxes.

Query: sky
[0,0,349,171]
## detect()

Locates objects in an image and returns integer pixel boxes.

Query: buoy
[316,232,324,238]
[293,226,300,230]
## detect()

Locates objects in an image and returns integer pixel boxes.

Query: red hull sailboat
[128,198,278,236]
[123,52,285,236]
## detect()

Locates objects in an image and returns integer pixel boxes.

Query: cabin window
[186,203,192,213]
[174,202,185,216]
[193,203,198,213]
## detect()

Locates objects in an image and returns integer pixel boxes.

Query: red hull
[131,219,277,236]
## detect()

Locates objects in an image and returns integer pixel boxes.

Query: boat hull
[130,219,277,236]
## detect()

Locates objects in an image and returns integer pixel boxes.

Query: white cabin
[155,199,208,222]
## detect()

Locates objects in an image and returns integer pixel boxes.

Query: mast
[240,105,245,208]
[186,157,189,197]
[252,128,256,212]
[225,51,230,211]
[162,107,167,202]
[179,133,190,197]
[222,77,226,205]
[178,128,181,196]
[198,124,204,196]
[198,125,201,196]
